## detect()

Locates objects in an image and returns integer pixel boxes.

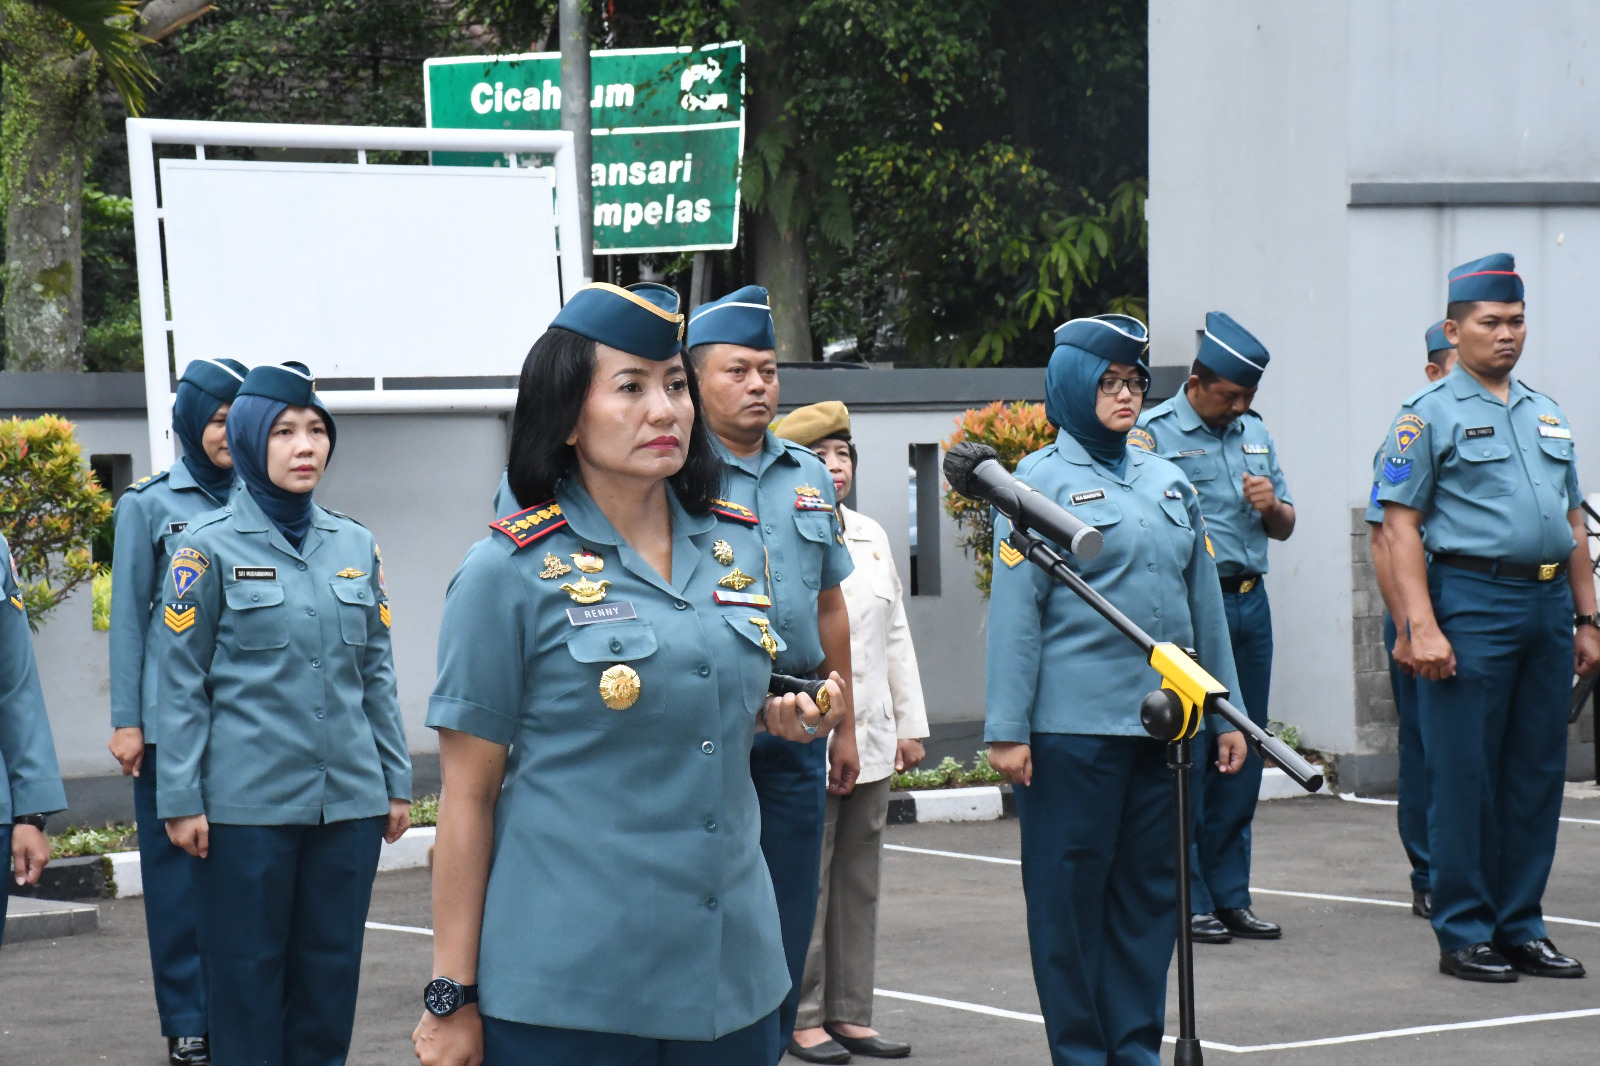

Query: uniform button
[1121,484,1132,491]
[297,563,307,571]
[1154,609,1163,618]
[674,600,687,610]
[357,590,366,600]
[701,740,716,754]
[1482,449,1492,457]
[224,507,233,514]
[1535,479,1542,485]
[774,572,783,581]
[704,819,718,832]
[1140,519,1149,528]
[697,664,710,677]
[610,638,623,652]
[317,761,326,771]
[764,524,774,533]
[307,608,317,616]
[251,592,261,602]
[704,896,719,910]
[311,659,322,668]
[1147,563,1157,573]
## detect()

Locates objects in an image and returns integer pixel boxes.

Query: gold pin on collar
[712,539,735,566]
[571,550,604,574]
[599,664,641,709]
[719,568,756,592]
[540,553,572,579]
[749,616,778,659]
[560,577,610,604]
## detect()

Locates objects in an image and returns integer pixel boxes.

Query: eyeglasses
[1097,373,1151,396]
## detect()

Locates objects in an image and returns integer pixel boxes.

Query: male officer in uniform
[1135,311,1294,944]
[1380,253,1598,982]
[687,285,860,1061]
[1366,322,1457,919]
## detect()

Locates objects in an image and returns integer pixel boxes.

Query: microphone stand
[1003,525,1322,1066]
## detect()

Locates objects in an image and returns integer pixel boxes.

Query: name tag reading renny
[567,601,638,626]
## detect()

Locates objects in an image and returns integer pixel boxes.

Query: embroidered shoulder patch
[709,498,759,525]
[1383,456,1413,484]
[998,541,1025,569]
[490,501,567,548]
[1128,428,1156,452]
[171,547,209,598]
[1394,413,1426,453]
[164,602,196,634]
[9,594,23,614]
[1370,483,1380,504]
[379,601,392,629]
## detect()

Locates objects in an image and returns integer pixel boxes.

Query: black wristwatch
[12,813,45,830]
[1576,613,1600,630]
[423,977,479,1017]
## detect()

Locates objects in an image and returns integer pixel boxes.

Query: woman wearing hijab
[157,361,412,1066]
[411,283,841,1066]
[983,316,1248,1066]
[108,355,246,1066]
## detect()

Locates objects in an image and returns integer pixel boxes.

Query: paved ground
[3,788,1599,1065]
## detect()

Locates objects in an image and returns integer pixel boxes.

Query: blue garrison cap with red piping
[1447,253,1524,304]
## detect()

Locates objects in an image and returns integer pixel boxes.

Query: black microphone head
[943,442,1001,499]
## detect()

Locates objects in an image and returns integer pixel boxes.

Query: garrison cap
[238,361,322,407]
[1196,311,1270,387]
[180,358,248,404]
[1447,252,1524,304]
[774,401,851,446]
[686,285,776,352]
[1425,319,1456,355]
[551,282,686,360]
[1052,314,1149,367]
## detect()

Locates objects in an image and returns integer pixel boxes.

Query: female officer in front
[158,361,412,1066]
[108,356,246,1066]
[985,316,1248,1066]
[411,282,842,1066]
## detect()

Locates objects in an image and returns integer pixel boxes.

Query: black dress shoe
[1412,891,1432,919]
[787,1038,852,1064]
[1190,913,1233,943]
[1216,907,1282,940]
[824,1026,911,1058]
[169,1036,211,1066]
[1439,943,1518,982]
[1498,938,1586,978]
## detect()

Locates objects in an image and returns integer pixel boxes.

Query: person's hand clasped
[1576,624,1600,678]
[166,814,210,859]
[11,823,49,886]
[1409,622,1457,682]
[1215,731,1248,774]
[413,1005,482,1066]
[109,727,145,776]
[988,742,1032,787]
[762,674,843,743]
[1390,629,1416,676]
[386,799,412,844]
[1241,473,1277,514]
[894,738,926,773]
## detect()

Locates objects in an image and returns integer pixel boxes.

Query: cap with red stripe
[1448,253,1524,304]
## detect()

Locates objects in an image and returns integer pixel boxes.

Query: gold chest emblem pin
[560,577,611,604]
[719,568,757,592]
[335,568,366,579]
[598,664,642,710]
[712,539,735,566]
[796,484,822,498]
[749,616,778,659]
[571,550,604,574]
[540,553,572,579]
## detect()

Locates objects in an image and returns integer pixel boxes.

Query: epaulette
[125,470,170,493]
[490,500,568,548]
[184,508,230,534]
[709,498,758,525]
[320,507,366,528]
[1401,378,1448,406]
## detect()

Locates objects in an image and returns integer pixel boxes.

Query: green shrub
[411,794,439,827]
[891,751,1005,791]
[51,823,136,859]
[92,568,111,631]
[942,401,1057,595]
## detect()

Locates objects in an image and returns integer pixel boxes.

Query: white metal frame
[127,118,587,469]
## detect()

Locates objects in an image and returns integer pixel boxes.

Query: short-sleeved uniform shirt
[0,535,66,822]
[1136,389,1292,578]
[713,432,854,676]
[155,488,410,824]
[984,435,1243,743]
[426,481,790,1041]
[1374,365,1580,565]
[108,463,235,741]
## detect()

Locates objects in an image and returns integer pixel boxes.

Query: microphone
[943,442,1104,560]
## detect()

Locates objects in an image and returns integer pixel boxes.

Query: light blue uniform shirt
[1375,365,1581,565]
[426,481,790,1040]
[713,432,854,676]
[0,535,66,822]
[984,436,1243,742]
[109,463,234,740]
[1137,389,1293,577]
[156,488,410,824]
[1364,445,1386,526]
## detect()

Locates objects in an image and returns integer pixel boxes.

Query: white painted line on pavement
[873,989,1042,1024]
[884,843,1020,865]
[1339,791,1600,826]
[366,921,433,936]
[1219,1008,1600,1053]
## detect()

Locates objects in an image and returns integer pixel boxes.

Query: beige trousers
[795,775,892,1029]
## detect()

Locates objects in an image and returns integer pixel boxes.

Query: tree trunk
[0,1,101,371]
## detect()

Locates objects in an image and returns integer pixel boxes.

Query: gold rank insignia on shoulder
[540,553,572,579]
[598,663,642,710]
[712,539,735,566]
[998,541,1025,569]
[718,568,756,592]
[560,577,610,604]
[335,568,366,579]
[1540,413,1561,425]
[164,602,196,634]
[749,616,779,659]
[710,499,759,525]
[571,550,604,574]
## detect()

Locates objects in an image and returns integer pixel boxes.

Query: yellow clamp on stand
[1146,642,1229,742]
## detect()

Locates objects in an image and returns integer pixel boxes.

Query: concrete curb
[3,897,98,942]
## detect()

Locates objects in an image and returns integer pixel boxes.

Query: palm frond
[34,0,157,114]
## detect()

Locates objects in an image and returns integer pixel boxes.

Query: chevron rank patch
[998,541,1025,569]
[1383,456,1412,484]
[170,547,209,598]
[9,594,23,614]
[709,498,758,525]
[379,601,392,629]
[714,590,773,608]
[164,602,196,634]
[1128,428,1156,452]
[490,502,567,548]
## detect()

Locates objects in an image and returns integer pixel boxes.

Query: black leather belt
[1432,554,1568,582]
[1218,574,1263,594]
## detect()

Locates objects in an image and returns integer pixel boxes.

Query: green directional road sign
[425,44,744,254]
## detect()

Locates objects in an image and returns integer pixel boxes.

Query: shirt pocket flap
[1539,438,1574,462]
[793,512,836,543]
[1160,496,1192,527]
[1173,455,1217,482]
[1459,440,1513,463]
[330,581,373,606]
[724,614,788,656]
[566,621,658,663]
[1070,501,1124,528]
[224,582,285,610]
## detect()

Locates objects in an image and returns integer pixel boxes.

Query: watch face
[424,978,460,1017]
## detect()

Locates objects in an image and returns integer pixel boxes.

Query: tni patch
[1393,414,1426,454]
[170,547,209,598]
[164,602,196,634]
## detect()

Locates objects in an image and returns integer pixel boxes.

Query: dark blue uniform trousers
[134,746,208,1037]
[0,824,9,951]
[750,732,827,1054]
[1189,583,1272,914]
[1419,566,1572,953]
[197,816,384,1066]
[1384,615,1431,895]
[481,1010,780,1065]
[1015,733,1175,1066]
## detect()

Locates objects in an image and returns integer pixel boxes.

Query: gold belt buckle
[1538,563,1559,582]
[1238,577,1256,594]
